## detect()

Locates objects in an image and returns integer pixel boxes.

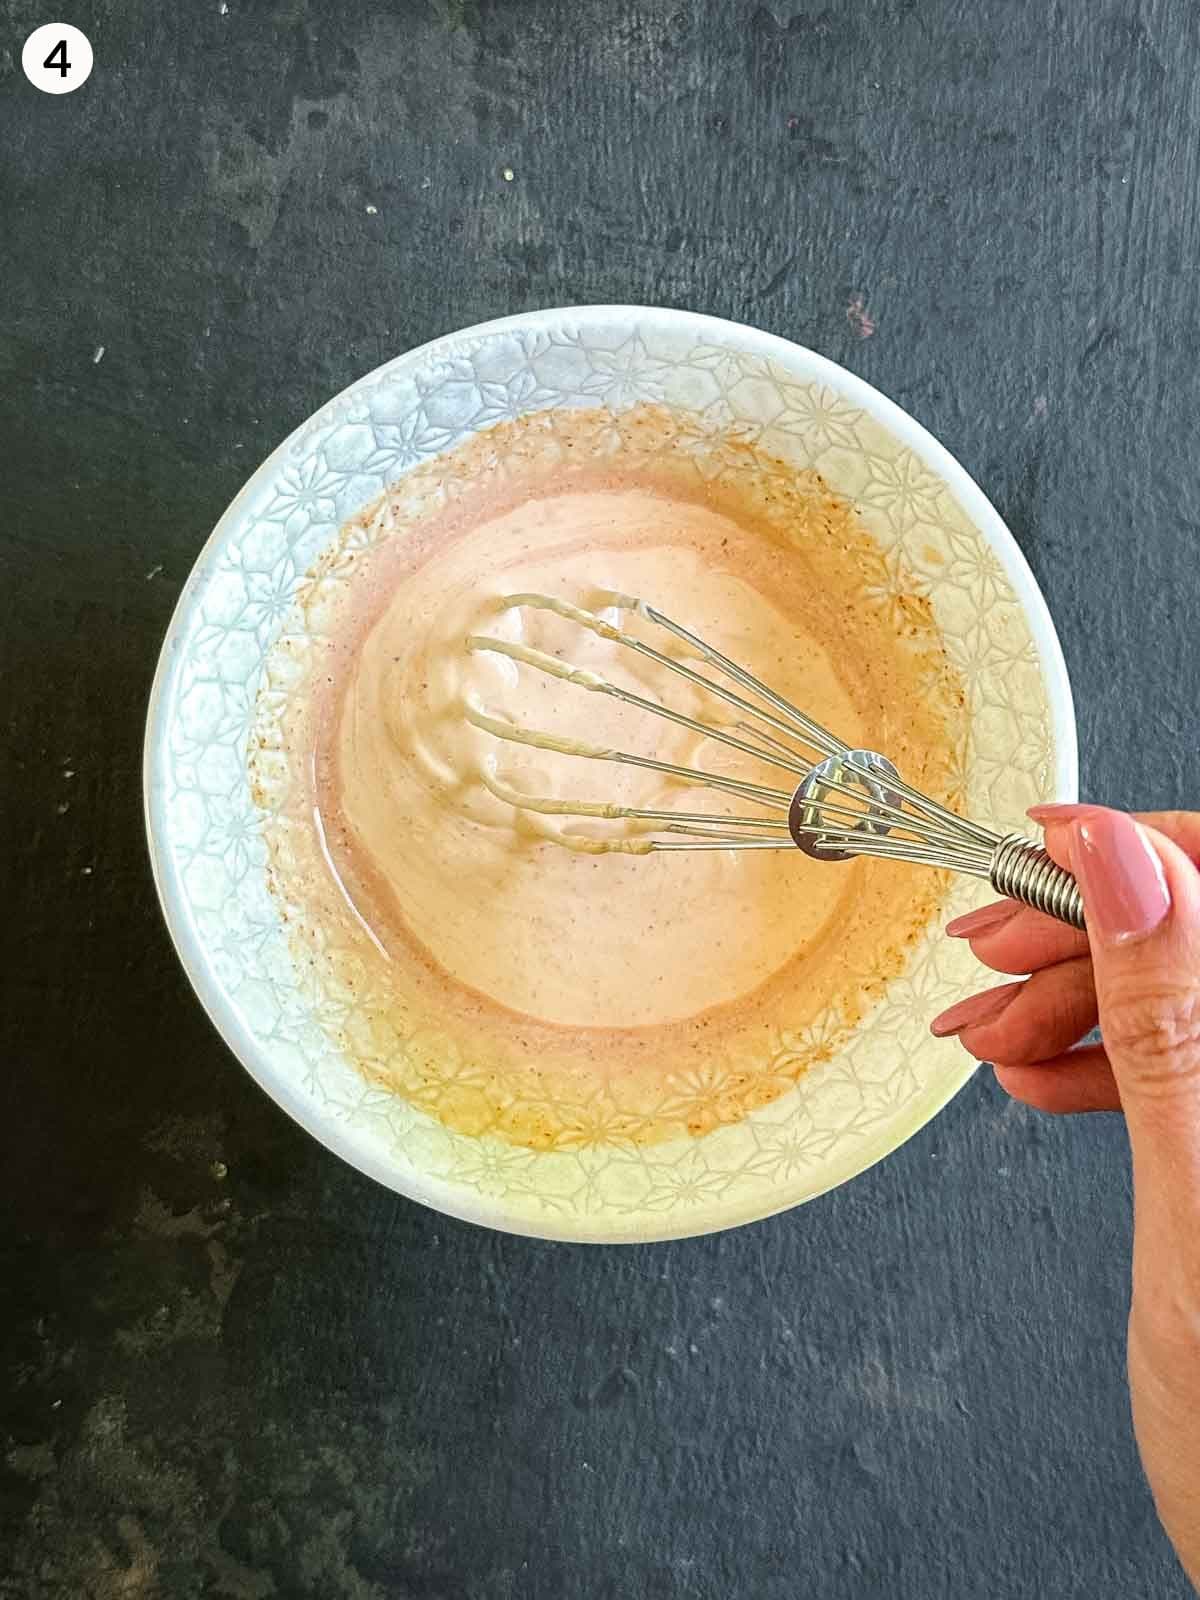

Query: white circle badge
[23,24,93,94]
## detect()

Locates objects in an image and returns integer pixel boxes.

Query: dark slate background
[2,0,1196,1594]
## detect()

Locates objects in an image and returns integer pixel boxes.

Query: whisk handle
[989,834,1086,930]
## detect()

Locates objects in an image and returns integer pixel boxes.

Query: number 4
[44,39,70,77]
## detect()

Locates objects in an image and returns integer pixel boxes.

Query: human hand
[931,806,1200,1587]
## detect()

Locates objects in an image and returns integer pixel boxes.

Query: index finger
[947,901,1089,974]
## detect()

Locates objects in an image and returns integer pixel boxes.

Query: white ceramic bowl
[144,306,1076,1242]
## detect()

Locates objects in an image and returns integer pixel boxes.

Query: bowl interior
[145,306,1075,1241]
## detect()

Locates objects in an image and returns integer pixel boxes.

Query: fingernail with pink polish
[945,901,1020,939]
[1028,802,1101,824]
[930,982,1023,1038]
[1071,810,1170,944]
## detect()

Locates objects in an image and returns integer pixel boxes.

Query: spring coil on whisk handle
[989,834,1086,930]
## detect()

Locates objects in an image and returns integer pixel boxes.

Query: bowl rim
[143,303,1078,1242]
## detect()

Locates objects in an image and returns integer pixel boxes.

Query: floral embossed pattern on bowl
[144,306,1076,1242]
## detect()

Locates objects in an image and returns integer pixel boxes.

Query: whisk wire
[478,593,845,764]
[638,600,849,761]
[465,703,791,810]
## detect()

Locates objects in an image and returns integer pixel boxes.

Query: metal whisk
[465,593,1085,930]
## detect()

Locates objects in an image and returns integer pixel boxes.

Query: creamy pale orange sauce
[255,406,966,1150]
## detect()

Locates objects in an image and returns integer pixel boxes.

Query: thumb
[1065,808,1200,1187]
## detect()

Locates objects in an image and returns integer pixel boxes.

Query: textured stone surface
[1,0,1196,1594]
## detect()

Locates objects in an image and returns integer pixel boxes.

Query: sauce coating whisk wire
[465,593,1084,929]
